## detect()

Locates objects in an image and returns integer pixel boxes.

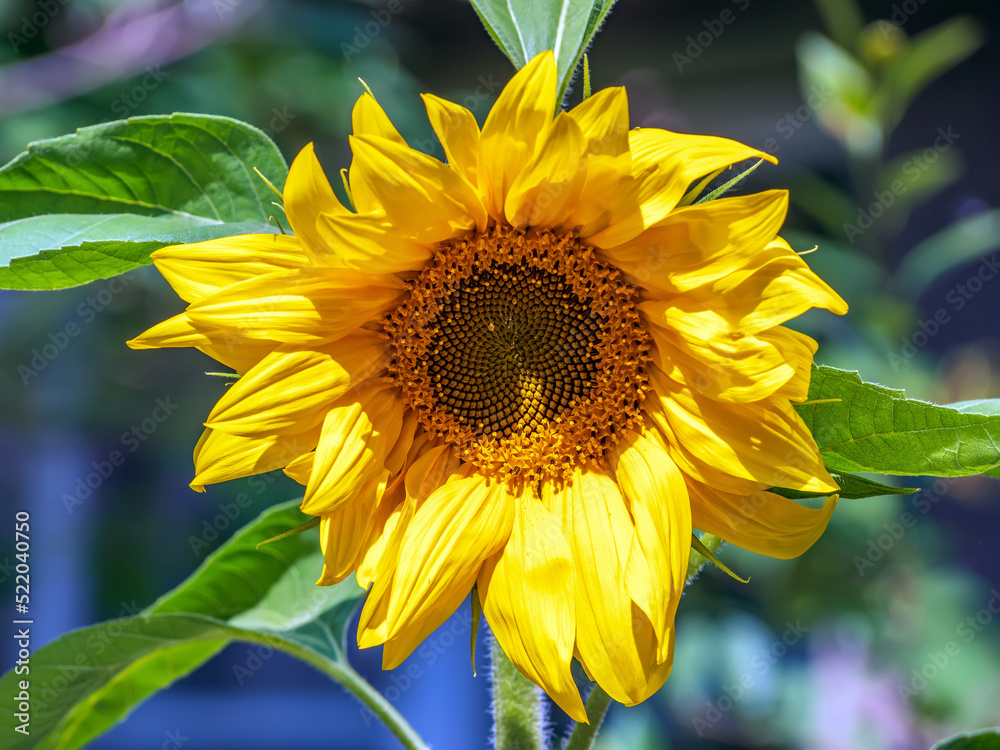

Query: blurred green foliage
[789,0,991,397]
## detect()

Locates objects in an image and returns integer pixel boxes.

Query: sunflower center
[428,262,602,438]
[384,225,650,479]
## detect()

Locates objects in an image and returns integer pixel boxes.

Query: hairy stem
[563,684,613,750]
[491,633,546,750]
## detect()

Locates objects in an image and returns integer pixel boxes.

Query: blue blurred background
[1,0,999,747]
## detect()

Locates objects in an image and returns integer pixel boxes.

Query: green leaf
[796,31,875,115]
[797,365,1000,477]
[948,401,1000,479]
[774,472,917,500]
[0,500,366,750]
[469,0,616,102]
[0,217,279,291]
[40,639,229,750]
[880,17,983,130]
[812,0,865,51]
[0,114,287,290]
[893,208,1000,298]
[0,614,356,750]
[147,498,322,618]
[829,472,918,498]
[950,399,1000,417]
[930,729,1000,750]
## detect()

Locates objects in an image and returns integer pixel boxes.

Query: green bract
[469,0,617,102]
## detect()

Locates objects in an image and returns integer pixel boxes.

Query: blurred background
[1,0,999,747]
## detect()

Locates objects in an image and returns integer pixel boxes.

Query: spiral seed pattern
[384,225,650,479]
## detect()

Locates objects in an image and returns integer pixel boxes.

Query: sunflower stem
[563,684,613,750]
[490,632,547,750]
[686,533,726,584]
[328,661,429,750]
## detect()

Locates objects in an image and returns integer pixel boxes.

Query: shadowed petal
[479,484,585,722]
[688,480,839,559]
[611,428,691,662]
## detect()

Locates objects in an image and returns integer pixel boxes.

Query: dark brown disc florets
[383,225,650,480]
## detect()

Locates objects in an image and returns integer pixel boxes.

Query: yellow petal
[544,467,655,705]
[562,86,632,231]
[403,442,465,507]
[587,130,777,248]
[611,428,691,663]
[283,451,313,486]
[299,397,373,516]
[504,112,587,229]
[626,130,776,225]
[357,438,448,588]
[385,477,514,656]
[422,93,480,187]
[642,397,766,497]
[191,426,321,491]
[384,410,420,476]
[673,237,848,334]
[128,312,216,350]
[195,340,276,376]
[318,470,388,585]
[688,480,839,559]
[632,616,676,703]
[355,473,406,589]
[348,93,407,214]
[645,309,819,403]
[597,190,788,295]
[205,332,386,436]
[128,313,278,374]
[570,616,676,705]
[642,406,765,494]
[356,443,464,644]
[567,86,630,155]
[478,51,557,219]
[184,267,403,345]
[300,382,403,516]
[770,343,816,403]
[150,234,310,303]
[348,134,486,242]
[284,143,349,256]
[478,485,586,722]
[316,210,431,274]
[358,579,391,649]
[358,495,415,650]
[352,92,406,143]
[648,365,838,493]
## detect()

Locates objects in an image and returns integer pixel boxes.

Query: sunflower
[129,51,847,720]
